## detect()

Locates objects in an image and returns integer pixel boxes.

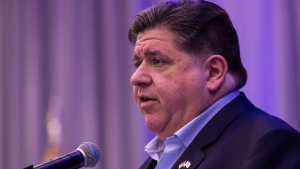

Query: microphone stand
[24,165,33,169]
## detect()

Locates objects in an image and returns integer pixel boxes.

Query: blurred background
[0,0,299,168]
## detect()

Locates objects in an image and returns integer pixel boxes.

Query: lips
[138,95,157,107]
[140,97,151,102]
[139,96,155,102]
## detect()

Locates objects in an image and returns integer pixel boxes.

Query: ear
[204,55,228,92]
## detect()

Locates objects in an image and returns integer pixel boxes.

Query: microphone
[33,142,100,169]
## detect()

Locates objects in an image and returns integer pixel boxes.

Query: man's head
[129,0,247,140]
[129,0,247,88]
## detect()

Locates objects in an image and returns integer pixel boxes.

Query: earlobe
[206,55,228,92]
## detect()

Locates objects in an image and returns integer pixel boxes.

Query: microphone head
[77,142,101,167]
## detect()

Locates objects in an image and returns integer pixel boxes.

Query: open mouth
[139,96,157,107]
[140,97,151,102]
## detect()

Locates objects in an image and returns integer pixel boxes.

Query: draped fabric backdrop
[0,0,299,169]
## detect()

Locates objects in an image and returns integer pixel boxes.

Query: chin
[144,115,165,134]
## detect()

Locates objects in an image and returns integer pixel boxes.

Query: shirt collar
[144,136,166,161]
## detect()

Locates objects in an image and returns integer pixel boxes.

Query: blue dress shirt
[144,90,240,169]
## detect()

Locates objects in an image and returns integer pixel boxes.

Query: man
[128,1,300,169]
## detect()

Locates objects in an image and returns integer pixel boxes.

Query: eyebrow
[145,50,167,58]
[133,50,168,62]
[133,54,140,62]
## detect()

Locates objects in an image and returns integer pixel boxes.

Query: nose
[130,64,152,86]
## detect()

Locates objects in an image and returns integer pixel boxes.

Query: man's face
[130,27,210,140]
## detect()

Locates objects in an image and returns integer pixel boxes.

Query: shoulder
[240,111,300,168]
[200,107,300,168]
[235,107,298,134]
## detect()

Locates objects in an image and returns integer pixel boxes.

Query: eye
[153,58,163,66]
[133,61,142,68]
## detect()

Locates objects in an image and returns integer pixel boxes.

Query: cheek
[156,74,187,97]
[155,80,185,114]
[156,74,202,109]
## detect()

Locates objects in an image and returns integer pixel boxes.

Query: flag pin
[179,161,191,169]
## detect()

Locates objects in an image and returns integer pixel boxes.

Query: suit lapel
[139,157,157,169]
[172,144,205,169]
[172,93,254,169]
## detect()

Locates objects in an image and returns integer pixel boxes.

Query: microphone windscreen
[77,142,101,167]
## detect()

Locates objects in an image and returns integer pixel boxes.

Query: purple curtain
[0,0,299,168]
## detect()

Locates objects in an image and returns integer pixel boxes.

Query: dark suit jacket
[140,93,300,169]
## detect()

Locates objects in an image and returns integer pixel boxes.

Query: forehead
[134,27,177,53]
[136,27,175,43]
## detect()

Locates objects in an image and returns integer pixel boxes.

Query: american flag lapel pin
[179,161,191,169]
